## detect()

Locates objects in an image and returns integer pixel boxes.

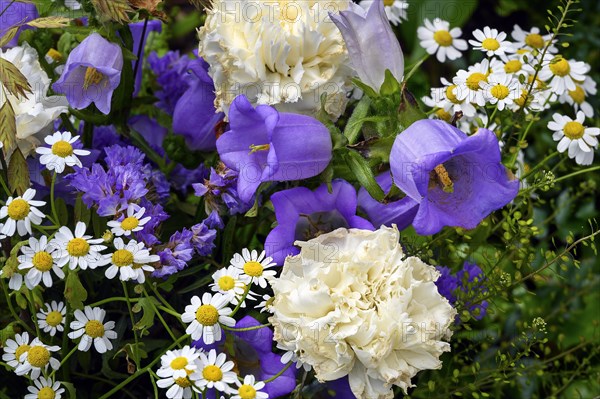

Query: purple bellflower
[0,1,38,48]
[53,33,123,115]
[264,179,374,265]
[330,0,404,92]
[387,119,519,235]
[217,95,333,203]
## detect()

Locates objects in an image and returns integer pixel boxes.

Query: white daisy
[0,188,46,237]
[422,77,478,118]
[17,235,64,289]
[210,266,256,307]
[2,332,31,368]
[5,267,23,290]
[453,59,491,107]
[417,18,468,63]
[481,73,520,111]
[35,131,90,173]
[558,76,597,118]
[360,0,408,25]
[493,53,535,79]
[181,293,235,344]
[194,349,237,393]
[156,345,201,379]
[469,27,513,59]
[156,374,196,399]
[278,343,312,372]
[14,337,60,379]
[230,249,277,289]
[55,221,107,270]
[107,204,151,237]
[25,377,65,399]
[68,306,117,353]
[103,238,159,283]
[548,111,599,166]
[538,55,590,95]
[232,375,268,399]
[511,25,556,54]
[37,301,67,336]
[256,294,274,314]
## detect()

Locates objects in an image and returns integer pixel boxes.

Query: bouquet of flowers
[1,0,598,398]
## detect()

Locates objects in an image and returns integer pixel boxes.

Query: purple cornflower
[148,50,195,115]
[0,1,38,48]
[153,229,194,278]
[135,199,168,247]
[436,262,488,320]
[193,164,253,216]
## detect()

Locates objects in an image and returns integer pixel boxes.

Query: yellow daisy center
[549,58,570,77]
[85,320,105,338]
[568,86,585,104]
[170,356,189,370]
[433,30,453,47]
[83,67,105,90]
[243,261,264,277]
[504,60,522,73]
[563,121,585,140]
[466,72,487,91]
[238,384,257,399]
[514,89,530,108]
[435,109,452,122]
[32,251,54,272]
[46,48,62,62]
[121,217,139,231]
[112,249,134,267]
[490,84,510,100]
[7,199,30,220]
[445,85,460,104]
[51,140,74,158]
[37,387,56,399]
[46,311,63,327]
[383,0,395,6]
[195,304,219,326]
[15,344,30,361]
[67,238,90,257]
[525,33,544,49]
[27,346,50,368]
[175,377,191,388]
[218,276,236,291]
[482,38,500,51]
[202,365,223,382]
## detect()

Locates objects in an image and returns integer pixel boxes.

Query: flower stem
[222,323,271,332]
[26,290,41,337]
[0,278,34,334]
[88,296,141,308]
[156,305,181,319]
[553,166,600,183]
[263,361,293,383]
[122,281,140,368]
[228,279,252,318]
[49,344,78,379]
[49,172,61,226]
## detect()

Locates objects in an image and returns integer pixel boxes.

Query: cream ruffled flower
[269,225,456,399]
[198,0,354,118]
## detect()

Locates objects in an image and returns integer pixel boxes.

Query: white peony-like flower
[198,0,354,118]
[269,225,456,399]
[0,43,68,158]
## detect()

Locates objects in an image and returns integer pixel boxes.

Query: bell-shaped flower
[53,33,123,115]
[388,119,519,235]
[264,179,374,265]
[216,95,332,203]
[330,0,404,93]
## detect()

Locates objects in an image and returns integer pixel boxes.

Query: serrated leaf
[90,0,133,23]
[0,58,32,99]
[132,297,159,331]
[7,148,30,195]
[26,16,71,28]
[64,272,88,310]
[344,96,371,145]
[0,100,17,150]
[0,25,21,48]
[345,151,385,201]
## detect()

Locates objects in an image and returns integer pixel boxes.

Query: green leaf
[344,96,371,145]
[0,99,17,150]
[0,323,16,346]
[379,69,401,97]
[59,381,76,399]
[7,148,30,195]
[397,88,426,129]
[351,78,379,98]
[132,297,160,332]
[55,197,69,226]
[345,151,385,201]
[74,194,91,225]
[64,272,88,310]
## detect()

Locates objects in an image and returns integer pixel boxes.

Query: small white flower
[453,59,491,106]
[103,238,158,283]
[68,306,117,353]
[55,221,107,270]
[181,293,235,344]
[156,346,201,379]
[0,188,46,237]
[421,77,477,118]
[107,204,151,237]
[481,73,520,111]
[25,377,65,399]
[232,375,268,399]
[37,301,67,336]
[256,294,274,314]
[538,55,589,95]
[492,53,535,79]
[558,76,597,118]
[1,332,31,368]
[35,131,90,173]
[511,25,556,53]
[210,266,255,307]
[194,349,237,393]
[14,338,60,379]
[417,18,468,63]
[469,27,513,59]
[18,235,64,289]
[360,0,408,25]
[230,249,277,289]
[548,111,599,166]
[279,343,312,371]
[5,266,23,290]
[156,374,196,399]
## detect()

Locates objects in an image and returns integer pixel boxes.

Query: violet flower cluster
[436,262,489,320]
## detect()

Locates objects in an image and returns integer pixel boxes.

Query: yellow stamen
[27,346,50,368]
[32,252,54,272]
[202,365,223,382]
[83,67,105,90]
[46,311,63,327]
[466,73,487,91]
[84,320,105,338]
[433,30,453,47]
[481,38,500,51]
[525,33,544,49]
[563,121,585,140]
[249,144,270,154]
[112,249,134,267]
[243,261,264,277]
[433,164,454,193]
[7,199,30,220]
[195,304,219,326]
[51,140,74,158]
[67,238,90,257]
[549,57,570,77]
[490,84,509,100]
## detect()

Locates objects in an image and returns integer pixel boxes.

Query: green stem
[88,296,141,307]
[0,174,10,196]
[222,323,271,332]
[229,280,252,318]
[49,345,78,379]
[486,105,498,129]
[122,281,140,368]
[520,151,559,181]
[554,166,600,183]
[1,278,34,334]
[143,288,178,343]
[263,361,293,383]
[508,114,537,168]
[26,290,41,337]
[156,305,181,319]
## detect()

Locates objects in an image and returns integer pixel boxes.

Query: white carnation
[198,0,354,118]
[0,43,68,158]
[269,225,457,399]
